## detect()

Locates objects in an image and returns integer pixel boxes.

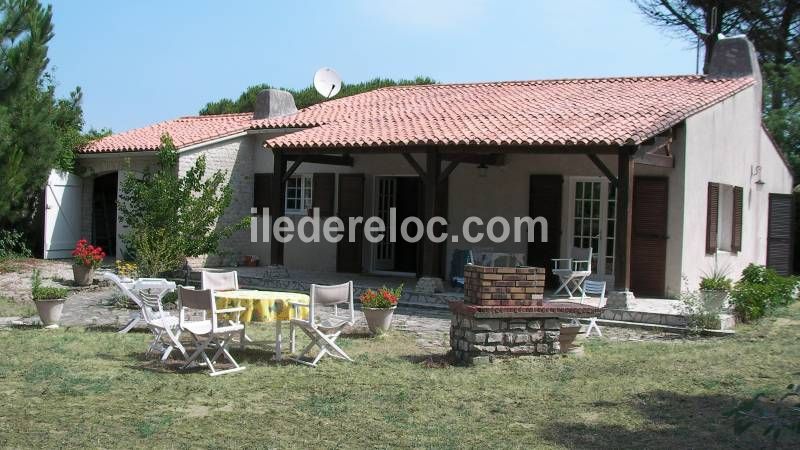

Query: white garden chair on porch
[288,281,355,367]
[178,287,246,376]
[552,247,593,298]
[580,279,605,337]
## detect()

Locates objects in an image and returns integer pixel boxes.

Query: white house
[45,36,793,301]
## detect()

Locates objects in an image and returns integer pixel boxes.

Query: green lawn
[0,296,35,318]
[1,305,799,449]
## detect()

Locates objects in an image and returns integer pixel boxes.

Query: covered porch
[262,139,677,303]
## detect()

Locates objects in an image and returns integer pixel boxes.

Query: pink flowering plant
[359,284,403,309]
[71,239,105,268]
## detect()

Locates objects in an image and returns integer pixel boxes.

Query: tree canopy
[199,76,436,115]
[634,0,800,172]
[0,0,107,230]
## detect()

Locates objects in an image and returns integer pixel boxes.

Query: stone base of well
[449,301,600,364]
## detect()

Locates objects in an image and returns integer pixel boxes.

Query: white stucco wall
[678,85,794,291]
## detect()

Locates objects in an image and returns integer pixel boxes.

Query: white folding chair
[178,287,246,376]
[201,270,249,349]
[580,279,605,337]
[289,281,355,367]
[552,247,593,298]
[132,278,185,361]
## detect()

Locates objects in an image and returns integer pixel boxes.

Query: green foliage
[726,383,800,442]
[680,279,722,333]
[730,264,799,322]
[30,268,68,301]
[200,77,436,115]
[118,134,249,277]
[700,276,733,292]
[0,1,104,229]
[0,228,31,259]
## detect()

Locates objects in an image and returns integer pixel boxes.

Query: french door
[374,177,397,270]
[568,177,617,280]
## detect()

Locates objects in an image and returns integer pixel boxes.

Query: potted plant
[71,239,105,286]
[31,269,69,328]
[699,272,732,313]
[360,285,402,334]
[559,319,583,353]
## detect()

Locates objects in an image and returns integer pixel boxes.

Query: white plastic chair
[552,247,593,298]
[201,270,249,349]
[132,278,184,361]
[580,279,605,337]
[289,281,355,367]
[178,287,246,376]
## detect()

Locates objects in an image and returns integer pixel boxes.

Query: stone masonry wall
[178,136,256,267]
[450,313,561,364]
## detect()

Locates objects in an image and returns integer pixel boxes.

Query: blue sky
[47,0,698,132]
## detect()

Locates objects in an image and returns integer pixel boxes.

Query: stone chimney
[707,35,763,136]
[253,89,297,120]
[707,35,761,84]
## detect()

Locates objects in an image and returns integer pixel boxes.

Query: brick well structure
[450,265,599,364]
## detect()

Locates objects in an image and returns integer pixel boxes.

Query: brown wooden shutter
[767,194,794,275]
[731,185,743,252]
[706,182,719,254]
[253,173,272,212]
[312,173,335,217]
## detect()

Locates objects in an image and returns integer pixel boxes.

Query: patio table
[214,289,309,361]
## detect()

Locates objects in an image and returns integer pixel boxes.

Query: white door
[568,178,617,281]
[43,170,83,259]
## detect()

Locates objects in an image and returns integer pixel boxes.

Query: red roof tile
[81,75,755,154]
[81,113,253,153]
[261,75,755,149]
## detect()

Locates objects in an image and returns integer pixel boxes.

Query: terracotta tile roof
[260,75,755,149]
[81,75,754,154]
[81,113,254,153]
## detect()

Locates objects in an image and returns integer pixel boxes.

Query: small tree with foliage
[119,134,249,277]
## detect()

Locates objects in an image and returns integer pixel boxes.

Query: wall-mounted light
[752,164,765,186]
[477,162,488,177]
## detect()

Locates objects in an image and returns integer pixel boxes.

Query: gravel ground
[1,259,692,349]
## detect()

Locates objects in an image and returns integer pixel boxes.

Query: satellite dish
[313,67,342,98]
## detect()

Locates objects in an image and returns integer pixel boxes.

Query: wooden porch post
[421,149,441,277]
[270,150,286,265]
[613,146,635,292]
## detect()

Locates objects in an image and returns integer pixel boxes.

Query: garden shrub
[0,229,32,259]
[730,264,799,322]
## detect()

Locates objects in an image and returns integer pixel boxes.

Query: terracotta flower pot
[72,264,95,286]
[559,323,582,353]
[363,306,396,334]
[35,299,66,328]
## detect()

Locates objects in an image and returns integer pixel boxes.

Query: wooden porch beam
[438,160,460,184]
[635,152,674,168]
[270,150,287,265]
[441,153,504,165]
[613,146,635,292]
[421,150,441,277]
[402,153,427,180]
[587,154,618,187]
[282,157,304,183]
[284,154,354,166]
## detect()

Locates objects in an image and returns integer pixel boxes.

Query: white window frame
[285,174,313,215]
[565,176,616,281]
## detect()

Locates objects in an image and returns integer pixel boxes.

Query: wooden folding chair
[178,287,246,376]
[288,281,355,367]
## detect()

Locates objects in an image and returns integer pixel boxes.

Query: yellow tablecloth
[214,289,309,324]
